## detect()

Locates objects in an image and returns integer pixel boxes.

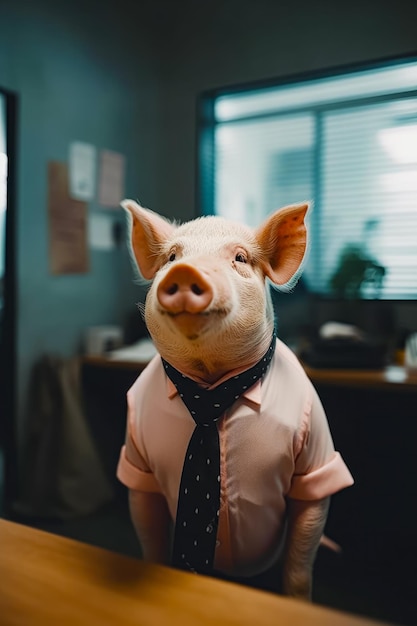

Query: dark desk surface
[0,519,391,626]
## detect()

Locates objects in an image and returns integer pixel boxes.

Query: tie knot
[162,331,276,425]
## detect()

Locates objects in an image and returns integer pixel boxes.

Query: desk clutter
[84,325,124,356]
[405,332,417,371]
[107,337,157,362]
[300,321,388,369]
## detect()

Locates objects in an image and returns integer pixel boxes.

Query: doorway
[0,87,17,515]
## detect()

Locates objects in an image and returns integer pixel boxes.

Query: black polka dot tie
[163,331,276,575]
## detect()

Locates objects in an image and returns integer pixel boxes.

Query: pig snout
[157,263,214,314]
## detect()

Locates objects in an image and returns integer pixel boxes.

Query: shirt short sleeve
[116,388,162,494]
[287,383,354,500]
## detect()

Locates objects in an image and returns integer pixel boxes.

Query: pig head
[122,200,309,383]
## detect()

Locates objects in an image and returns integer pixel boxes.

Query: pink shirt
[117,339,353,576]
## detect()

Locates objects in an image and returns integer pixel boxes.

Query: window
[198,58,417,300]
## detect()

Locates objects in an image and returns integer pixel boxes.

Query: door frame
[1,86,18,513]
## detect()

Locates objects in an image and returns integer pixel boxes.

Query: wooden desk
[0,519,389,626]
[81,354,417,499]
[303,363,417,392]
[83,354,417,392]
[83,354,149,373]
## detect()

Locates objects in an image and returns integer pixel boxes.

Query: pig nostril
[158,267,213,314]
[191,283,204,296]
[166,283,178,295]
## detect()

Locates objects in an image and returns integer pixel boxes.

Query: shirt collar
[166,372,262,406]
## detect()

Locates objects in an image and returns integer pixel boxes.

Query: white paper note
[69,142,97,201]
[89,213,115,250]
[98,149,125,208]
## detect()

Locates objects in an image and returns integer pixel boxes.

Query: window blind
[317,98,417,299]
[200,59,417,300]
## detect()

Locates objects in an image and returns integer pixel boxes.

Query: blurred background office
[1,1,417,624]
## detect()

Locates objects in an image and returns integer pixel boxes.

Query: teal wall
[0,0,161,444]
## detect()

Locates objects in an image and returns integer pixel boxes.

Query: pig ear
[121,199,175,279]
[256,203,309,288]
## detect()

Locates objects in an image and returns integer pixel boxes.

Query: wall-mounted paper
[48,161,89,274]
[89,213,115,250]
[69,141,97,201]
[98,149,125,208]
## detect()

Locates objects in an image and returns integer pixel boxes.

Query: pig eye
[235,252,247,263]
